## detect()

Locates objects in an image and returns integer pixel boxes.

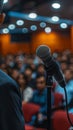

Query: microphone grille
[36,45,51,58]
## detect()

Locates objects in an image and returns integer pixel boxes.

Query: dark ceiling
[1,0,73,34]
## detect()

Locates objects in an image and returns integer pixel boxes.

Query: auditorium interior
[0,0,73,130]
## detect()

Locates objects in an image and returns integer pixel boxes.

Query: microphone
[0,0,3,14]
[36,45,66,88]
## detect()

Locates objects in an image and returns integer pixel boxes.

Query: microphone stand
[46,75,53,130]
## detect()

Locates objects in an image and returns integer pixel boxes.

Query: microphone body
[0,0,3,14]
[36,45,66,88]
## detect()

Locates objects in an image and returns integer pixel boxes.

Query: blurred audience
[0,49,73,129]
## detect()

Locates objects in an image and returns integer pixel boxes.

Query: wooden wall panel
[31,32,71,53]
[0,31,71,55]
[0,35,31,55]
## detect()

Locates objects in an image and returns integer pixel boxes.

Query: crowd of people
[0,50,73,129]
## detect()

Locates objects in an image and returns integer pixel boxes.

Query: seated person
[17,73,33,102]
[24,67,35,89]
[29,74,54,128]
[55,69,73,112]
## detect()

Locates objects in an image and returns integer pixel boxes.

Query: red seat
[53,110,73,130]
[22,103,40,122]
[25,125,34,130]
[52,82,57,91]
[54,93,63,107]
[25,126,47,130]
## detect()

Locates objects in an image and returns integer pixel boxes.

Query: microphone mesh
[36,45,51,58]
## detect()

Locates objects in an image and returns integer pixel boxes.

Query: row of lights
[2,22,68,34]
[16,15,68,28]
[52,2,68,29]
[2,27,51,34]
[26,3,68,29]
[3,0,67,27]
[2,1,68,34]
[28,13,60,23]
[3,1,67,27]
[28,13,68,28]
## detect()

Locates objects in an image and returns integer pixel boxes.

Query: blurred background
[0,0,73,55]
[0,0,73,130]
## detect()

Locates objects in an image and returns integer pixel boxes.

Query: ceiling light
[52,3,61,9]
[8,24,16,30]
[45,27,51,33]
[60,23,68,29]
[30,25,37,31]
[16,20,24,26]
[28,13,37,19]
[3,0,8,4]
[2,28,9,34]
[51,16,59,22]
[40,22,46,28]
[22,28,28,33]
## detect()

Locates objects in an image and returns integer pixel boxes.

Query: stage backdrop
[0,30,72,55]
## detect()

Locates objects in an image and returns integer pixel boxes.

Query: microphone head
[36,45,51,59]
